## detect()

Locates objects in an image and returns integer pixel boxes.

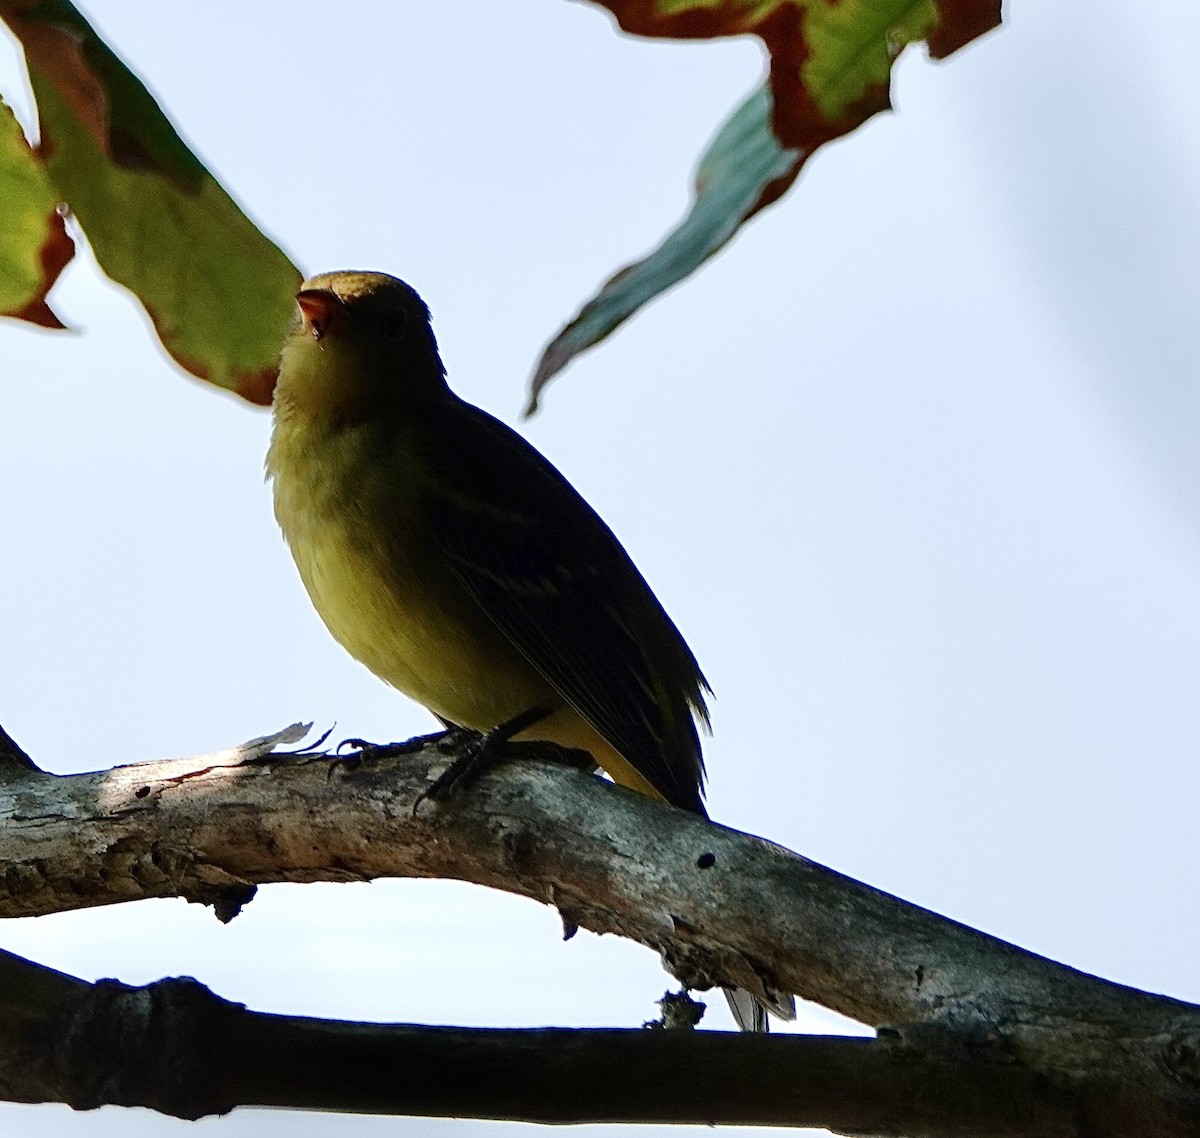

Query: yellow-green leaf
[0,95,72,329]
[528,0,1001,403]
[592,1,1001,146]
[2,0,301,404]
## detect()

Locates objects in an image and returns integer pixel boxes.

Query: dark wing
[421,396,710,813]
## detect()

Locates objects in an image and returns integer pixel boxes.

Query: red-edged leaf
[0,94,73,329]
[530,0,1001,405]
[594,1,1001,148]
[1,0,302,404]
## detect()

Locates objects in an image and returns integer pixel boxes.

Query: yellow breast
[267,407,552,729]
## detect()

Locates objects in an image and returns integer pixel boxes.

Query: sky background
[3,2,1200,1135]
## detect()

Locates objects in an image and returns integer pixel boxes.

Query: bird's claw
[435,726,477,755]
[327,733,444,780]
[412,707,550,816]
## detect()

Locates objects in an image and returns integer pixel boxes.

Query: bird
[266,270,788,1030]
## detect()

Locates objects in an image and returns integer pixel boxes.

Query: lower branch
[2,726,1199,1134]
[0,951,1074,1134]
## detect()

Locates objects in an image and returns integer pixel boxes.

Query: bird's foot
[415,706,550,810]
[434,725,479,756]
[331,732,444,775]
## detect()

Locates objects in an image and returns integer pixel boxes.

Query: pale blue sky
[2,3,1199,1136]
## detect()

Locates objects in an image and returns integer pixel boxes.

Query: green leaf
[1,0,302,404]
[528,86,800,414]
[804,0,941,120]
[528,0,1001,405]
[594,1,1001,145]
[0,95,72,329]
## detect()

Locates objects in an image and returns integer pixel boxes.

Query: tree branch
[0,950,1077,1133]
[2,727,1199,1134]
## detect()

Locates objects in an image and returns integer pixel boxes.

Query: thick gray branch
[2,728,1199,1134]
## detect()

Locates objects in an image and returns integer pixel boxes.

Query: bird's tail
[724,986,796,1033]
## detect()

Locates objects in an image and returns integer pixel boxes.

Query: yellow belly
[268,409,664,803]
[295,522,662,798]
[296,511,552,727]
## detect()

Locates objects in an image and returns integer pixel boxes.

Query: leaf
[529,0,1001,407]
[1,0,302,404]
[527,86,801,415]
[594,0,1001,146]
[0,95,72,329]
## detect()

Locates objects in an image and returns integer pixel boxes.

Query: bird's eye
[381,308,406,339]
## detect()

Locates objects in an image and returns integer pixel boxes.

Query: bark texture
[1,727,1199,1134]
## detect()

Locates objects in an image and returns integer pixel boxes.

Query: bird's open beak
[295,288,343,342]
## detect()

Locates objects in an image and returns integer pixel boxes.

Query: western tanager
[267,270,786,1030]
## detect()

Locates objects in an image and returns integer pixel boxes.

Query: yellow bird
[268,270,781,1029]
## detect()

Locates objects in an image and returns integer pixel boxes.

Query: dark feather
[420,396,710,814]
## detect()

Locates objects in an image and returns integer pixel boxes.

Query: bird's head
[275,270,447,419]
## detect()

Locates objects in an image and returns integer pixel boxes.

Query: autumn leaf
[0,0,301,404]
[0,93,72,328]
[528,0,1000,408]
[595,0,1001,143]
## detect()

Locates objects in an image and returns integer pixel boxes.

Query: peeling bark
[1,727,1199,1134]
